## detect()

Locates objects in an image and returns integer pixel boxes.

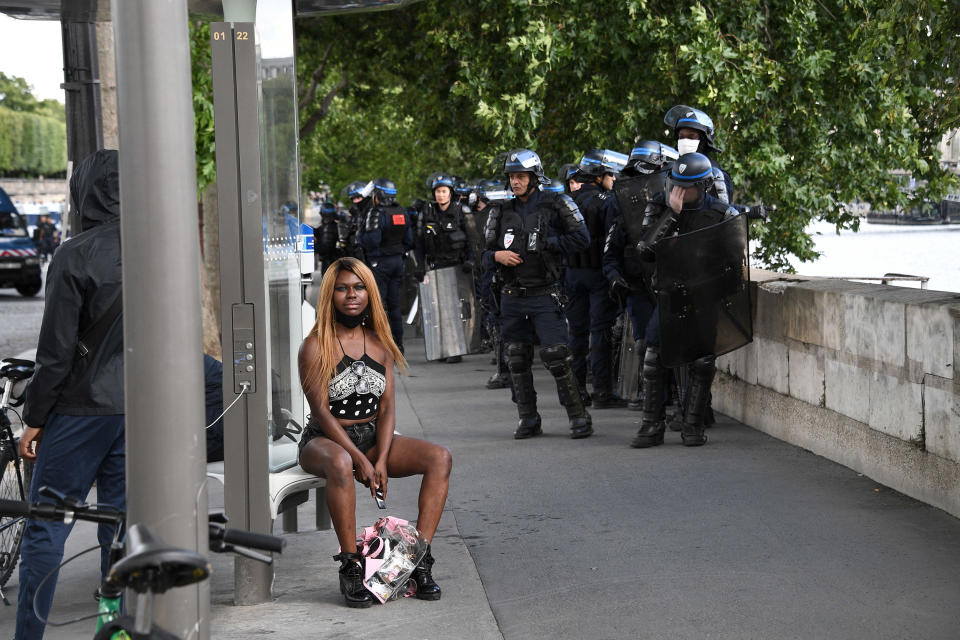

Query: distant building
[940,129,959,174]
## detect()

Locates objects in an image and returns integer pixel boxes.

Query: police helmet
[502,149,550,185]
[624,141,679,175]
[430,174,456,193]
[558,163,579,182]
[454,179,472,196]
[574,148,629,181]
[667,153,715,195]
[663,104,720,153]
[320,201,337,216]
[541,179,565,194]
[342,180,366,200]
[373,178,398,204]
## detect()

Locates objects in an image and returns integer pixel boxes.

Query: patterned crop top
[328,353,387,420]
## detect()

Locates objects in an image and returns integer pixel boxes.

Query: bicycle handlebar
[212,525,286,554]
[0,497,285,556]
[0,498,124,525]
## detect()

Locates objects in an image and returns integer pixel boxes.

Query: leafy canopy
[295,0,959,270]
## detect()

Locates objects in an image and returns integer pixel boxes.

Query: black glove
[460,260,474,274]
[636,241,656,262]
[416,269,426,283]
[609,276,630,305]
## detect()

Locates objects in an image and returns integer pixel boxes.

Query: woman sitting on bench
[298,257,453,608]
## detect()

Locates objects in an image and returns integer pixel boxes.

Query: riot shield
[616,314,642,403]
[419,266,477,360]
[654,214,752,367]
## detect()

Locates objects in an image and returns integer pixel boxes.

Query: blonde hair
[302,257,406,393]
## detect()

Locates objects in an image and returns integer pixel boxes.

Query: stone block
[754,282,789,341]
[924,380,960,463]
[866,371,922,442]
[906,302,955,380]
[755,337,788,394]
[788,346,824,406]
[785,286,823,346]
[843,293,905,368]
[825,357,870,424]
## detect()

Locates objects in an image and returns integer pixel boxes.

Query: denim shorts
[298,418,378,457]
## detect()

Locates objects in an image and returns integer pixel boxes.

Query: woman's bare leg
[300,439,359,552]
[369,435,452,542]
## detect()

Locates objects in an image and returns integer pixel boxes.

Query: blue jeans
[16,413,126,640]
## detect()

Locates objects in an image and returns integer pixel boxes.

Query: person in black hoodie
[16,149,125,640]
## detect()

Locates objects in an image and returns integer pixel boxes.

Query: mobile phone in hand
[374,488,386,509]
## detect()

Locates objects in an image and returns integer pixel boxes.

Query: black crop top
[328,353,386,420]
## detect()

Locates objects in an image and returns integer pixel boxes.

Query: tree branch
[299,72,348,139]
[298,42,335,111]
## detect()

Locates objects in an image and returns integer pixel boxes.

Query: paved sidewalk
[3,337,960,639]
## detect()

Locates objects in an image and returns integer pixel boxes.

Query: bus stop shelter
[0,0,422,637]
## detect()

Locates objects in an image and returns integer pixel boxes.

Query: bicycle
[0,488,285,639]
[0,357,35,591]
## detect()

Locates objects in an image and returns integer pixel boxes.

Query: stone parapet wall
[715,270,960,518]
[0,178,68,202]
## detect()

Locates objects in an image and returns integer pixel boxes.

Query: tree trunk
[199,181,222,359]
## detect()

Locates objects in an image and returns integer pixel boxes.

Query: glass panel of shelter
[255,0,305,472]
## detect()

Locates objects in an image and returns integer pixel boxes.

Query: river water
[782,219,960,294]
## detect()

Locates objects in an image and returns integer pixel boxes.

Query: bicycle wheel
[0,441,29,586]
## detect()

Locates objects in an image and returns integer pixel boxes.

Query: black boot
[507,343,541,439]
[514,413,543,439]
[332,552,373,608]
[486,371,510,389]
[631,347,666,448]
[681,357,715,447]
[541,345,593,439]
[412,544,441,600]
[591,386,627,409]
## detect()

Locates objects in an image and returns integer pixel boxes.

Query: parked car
[0,187,43,297]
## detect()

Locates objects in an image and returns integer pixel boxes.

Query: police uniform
[483,174,593,439]
[359,182,414,351]
[565,182,623,407]
[629,152,742,449]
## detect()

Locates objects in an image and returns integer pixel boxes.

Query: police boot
[332,552,373,608]
[591,383,627,409]
[541,345,593,439]
[681,356,715,447]
[412,544,442,601]
[486,371,510,389]
[631,347,666,448]
[507,343,542,439]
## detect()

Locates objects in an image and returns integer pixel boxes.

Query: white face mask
[677,138,700,156]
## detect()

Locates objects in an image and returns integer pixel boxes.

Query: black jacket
[24,150,124,426]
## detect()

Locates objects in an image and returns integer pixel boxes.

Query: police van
[0,187,43,297]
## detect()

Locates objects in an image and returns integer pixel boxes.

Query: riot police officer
[628,152,742,449]
[359,178,414,352]
[483,149,592,439]
[314,200,341,275]
[664,104,733,202]
[418,174,475,363]
[340,180,369,260]
[558,164,579,195]
[475,181,513,390]
[566,149,629,409]
[604,141,679,343]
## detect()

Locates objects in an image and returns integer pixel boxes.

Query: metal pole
[111,1,209,638]
[60,13,103,237]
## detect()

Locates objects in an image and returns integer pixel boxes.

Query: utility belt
[502,283,559,298]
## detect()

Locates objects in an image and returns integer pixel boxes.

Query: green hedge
[0,106,67,176]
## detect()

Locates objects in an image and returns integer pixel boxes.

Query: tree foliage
[295,0,960,270]
[0,72,67,177]
[189,21,217,195]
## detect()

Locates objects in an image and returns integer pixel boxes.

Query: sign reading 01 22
[212,30,249,41]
